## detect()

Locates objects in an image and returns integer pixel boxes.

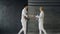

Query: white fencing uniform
[18,8,28,34]
[36,11,47,34]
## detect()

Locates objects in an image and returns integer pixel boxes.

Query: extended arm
[35,15,39,18]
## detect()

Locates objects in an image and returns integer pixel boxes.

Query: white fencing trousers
[39,25,47,34]
[18,21,27,34]
[38,20,47,34]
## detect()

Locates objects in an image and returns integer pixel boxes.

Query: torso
[21,8,27,22]
[38,11,44,25]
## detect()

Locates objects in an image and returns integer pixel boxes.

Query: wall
[28,0,60,34]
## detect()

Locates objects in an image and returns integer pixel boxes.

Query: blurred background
[28,0,60,34]
[0,0,27,34]
[0,0,60,34]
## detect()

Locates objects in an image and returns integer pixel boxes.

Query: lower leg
[42,29,47,34]
[23,24,26,34]
[18,28,23,34]
[39,30,42,34]
[24,27,26,34]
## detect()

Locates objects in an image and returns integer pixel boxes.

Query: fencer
[35,7,47,34]
[18,5,28,34]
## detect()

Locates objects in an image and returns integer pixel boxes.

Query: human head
[24,4,28,11]
[39,6,44,12]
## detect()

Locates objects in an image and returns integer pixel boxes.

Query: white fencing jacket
[36,11,44,28]
[21,8,28,25]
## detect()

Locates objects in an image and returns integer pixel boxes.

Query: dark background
[0,0,27,34]
[0,0,60,34]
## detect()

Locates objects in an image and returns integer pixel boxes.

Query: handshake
[28,15,35,18]
[24,15,36,20]
[28,15,37,20]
